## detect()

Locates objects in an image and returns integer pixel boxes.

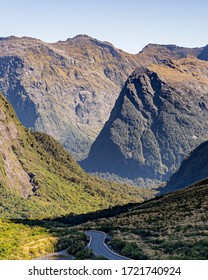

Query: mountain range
[0,35,206,162]
[1,34,208,189]
[82,57,208,185]
[0,35,208,260]
[0,35,139,160]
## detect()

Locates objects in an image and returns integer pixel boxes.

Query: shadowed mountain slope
[163,140,208,193]
[197,44,208,61]
[81,57,208,185]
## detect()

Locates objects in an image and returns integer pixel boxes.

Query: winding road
[85,230,130,260]
[36,230,130,260]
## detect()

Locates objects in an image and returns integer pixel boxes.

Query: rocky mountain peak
[0,35,141,160]
[139,43,203,64]
[65,34,94,43]
[0,36,207,162]
[81,57,208,185]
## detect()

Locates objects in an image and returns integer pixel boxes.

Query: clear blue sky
[1,0,207,54]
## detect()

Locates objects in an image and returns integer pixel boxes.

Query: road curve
[85,230,130,260]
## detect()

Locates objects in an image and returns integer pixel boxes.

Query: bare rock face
[0,36,140,160]
[0,95,33,197]
[81,58,208,184]
[0,35,205,160]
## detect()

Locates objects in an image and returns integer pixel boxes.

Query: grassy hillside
[0,131,152,219]
[0,93,153,220]
[0,219,88,260]
[0,93,154,259]
[83,179,208,259]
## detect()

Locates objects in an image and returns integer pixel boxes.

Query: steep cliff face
[82,58,208,184]
[0,93,33,197]
[0,36,140,160]
[0,56,38,128]
[0,35,205,160]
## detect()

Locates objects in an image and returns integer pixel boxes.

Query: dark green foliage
[160,240,208,259]
[74,249,94,260]
[32,132,82,174]
[110,239,148,260]
[164,142,208,193]
[86,180,208,260]
[66,232,88,256]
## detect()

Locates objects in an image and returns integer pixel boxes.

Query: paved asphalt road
[85,230,130,260]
